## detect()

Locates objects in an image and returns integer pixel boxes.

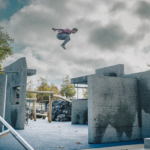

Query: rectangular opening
[11,87,20,105]
[109,73,116,77]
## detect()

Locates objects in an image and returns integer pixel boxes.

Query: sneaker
[61,44,66,49]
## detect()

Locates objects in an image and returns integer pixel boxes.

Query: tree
[0,26,14,74]
[49,83,60,95]
[26,80,36,98]
[60,75,76,99]
[36,77,59,101]
[49,83,60,100]
[36,77,51,102]
[83,88,88,98]
[0,64,4,74]
[26,80,36,107]
[0,26,14,63]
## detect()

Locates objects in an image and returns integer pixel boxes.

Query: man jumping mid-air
[52,27,78,49]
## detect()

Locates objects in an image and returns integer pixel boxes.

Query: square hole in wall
[109,73,116,77]
[11,86,20,105]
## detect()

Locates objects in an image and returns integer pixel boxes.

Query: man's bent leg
[62,35,70,45]
[57,33,64,40]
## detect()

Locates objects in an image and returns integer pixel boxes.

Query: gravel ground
[0,118,144,150]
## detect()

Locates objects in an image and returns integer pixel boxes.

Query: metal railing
[0,116,34,150]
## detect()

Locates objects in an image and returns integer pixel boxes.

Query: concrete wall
[0,74,7,132]
[72,99,88,124]
[5,58,28,129]
[95,64,124,77]
[88,75,140,144]
[122,71,150,139]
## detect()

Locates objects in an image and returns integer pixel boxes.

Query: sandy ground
[0,118,144,150]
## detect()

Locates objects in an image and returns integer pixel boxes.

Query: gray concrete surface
[0,74,7,132]
[95,64,124,77]
[70,64,150,144]
[5,57,28,130]
[72,99,88,124]
[71,64,124,84]
[0,119,143,150]
[71,75,89,84]
[83,144,144,150]
[122,71,150,139]
[144,138,150,149]
[88,75,140,144]
[4,57,36,130]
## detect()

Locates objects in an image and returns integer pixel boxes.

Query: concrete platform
[0,118,144,150]
[83,144,144,150]
[144,138,150,150]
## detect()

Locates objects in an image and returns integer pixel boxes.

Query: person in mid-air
[52,27,78,49]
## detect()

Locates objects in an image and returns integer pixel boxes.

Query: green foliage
[36,77,50,101]
[26,80,36,98]
[49,83,60,95]
[60,75,76,98]
[0,26,14,63]
[49,83,60,100]
[0,26,14,74]
[36,77,59,101]
[83,88,88,98]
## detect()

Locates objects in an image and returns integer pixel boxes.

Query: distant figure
[52,28,78,49]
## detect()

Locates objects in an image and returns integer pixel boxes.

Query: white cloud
[112,11,141,34]
[1,0,150,90]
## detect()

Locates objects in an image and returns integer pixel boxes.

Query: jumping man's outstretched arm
[52,28,63,32]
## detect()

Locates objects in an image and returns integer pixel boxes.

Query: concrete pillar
[0,74,7,132]
[5,57,36,130]
[72,99,88,124]
[144,138,150,149]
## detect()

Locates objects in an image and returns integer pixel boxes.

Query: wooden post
[48,94,52,122]
[0,129,11,138]
[30,113,33,120]
[50,94,53,122]
[77,84,78,99]
[33,100,36,121]
[48,95,51,122]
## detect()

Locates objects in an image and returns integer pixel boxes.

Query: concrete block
[122,71,150,138]
[88,75,139,144]
[95,64,124,77]
[144,138,150,150]
[27,69,36,76]
[72,99,88,124]
[71,64,150,143]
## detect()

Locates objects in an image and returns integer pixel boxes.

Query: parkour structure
[0,57,71,130]
[26,90,71,122]
[71,64,150,147]
[1,57,150,149]
[0,57,71,149]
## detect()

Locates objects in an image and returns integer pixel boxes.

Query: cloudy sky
[1,0,150,93]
